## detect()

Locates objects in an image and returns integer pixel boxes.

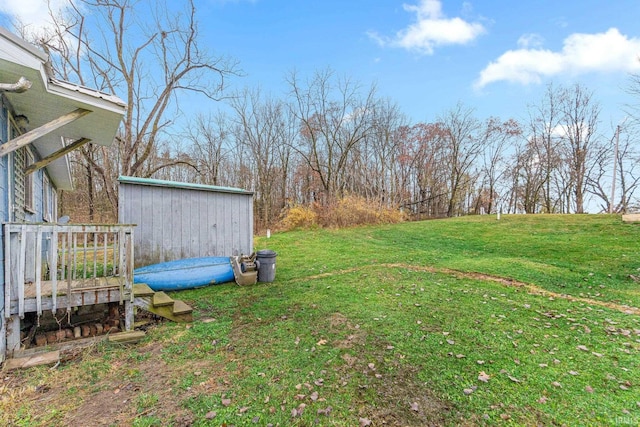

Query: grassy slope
[3,214,639,426]
[272,214,640,308]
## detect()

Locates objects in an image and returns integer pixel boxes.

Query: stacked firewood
[26,304,124,347]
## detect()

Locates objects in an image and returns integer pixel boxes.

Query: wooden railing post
[2,223,136,355]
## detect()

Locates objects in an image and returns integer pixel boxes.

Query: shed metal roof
[118,176,254,195]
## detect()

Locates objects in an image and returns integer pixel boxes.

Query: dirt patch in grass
[347,349,454,426]
[329,312,367,349]
[61,342,191,426]
[2,339,232,427]
[306,263,640,315]
[324,311,454,426]
[365,366,452,426]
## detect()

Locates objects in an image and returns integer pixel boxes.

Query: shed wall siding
[119,181,253,266]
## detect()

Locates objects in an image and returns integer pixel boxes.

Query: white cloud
[476,28,640,89]
[0,0,69,32]
[369,0,486,55]
[517,33,544,49]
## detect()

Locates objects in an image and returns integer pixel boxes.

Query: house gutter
[0,76,32,93]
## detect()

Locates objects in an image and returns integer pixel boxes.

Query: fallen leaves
[291,403,306,417]
[317,406,333,416]
[478,371,491,383]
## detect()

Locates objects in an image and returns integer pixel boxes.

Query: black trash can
[256,249,277,283]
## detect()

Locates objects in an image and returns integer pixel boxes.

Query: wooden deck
[2,223,136,361]
[10,277,129,315]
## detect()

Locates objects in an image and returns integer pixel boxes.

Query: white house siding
[118,177,254,267]
[0,98,8,337]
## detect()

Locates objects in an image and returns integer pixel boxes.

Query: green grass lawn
[3,214,639,426]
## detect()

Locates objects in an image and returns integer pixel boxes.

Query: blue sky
[2,0,640,131]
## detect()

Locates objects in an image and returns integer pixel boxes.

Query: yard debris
[291,403,306,417]
[317,406,333,416]
[478,371,490,383]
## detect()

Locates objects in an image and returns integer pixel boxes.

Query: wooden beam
[0,108,91,157]
[24,137,91,175]
[108,331,146,344]
[3,350,60,370]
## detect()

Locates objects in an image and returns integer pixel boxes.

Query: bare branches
[33,0,239,217]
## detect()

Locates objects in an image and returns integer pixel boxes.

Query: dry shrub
[318,195,406,228]
[279,196,406,230]
[279,205,318,230]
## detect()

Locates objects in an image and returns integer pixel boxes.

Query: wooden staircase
[132,284,193,323]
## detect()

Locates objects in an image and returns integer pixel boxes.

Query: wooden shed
[118,176,254,267]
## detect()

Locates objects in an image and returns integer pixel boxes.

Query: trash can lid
[256,249,277,257]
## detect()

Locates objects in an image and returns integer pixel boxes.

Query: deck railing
[3,223,135,320]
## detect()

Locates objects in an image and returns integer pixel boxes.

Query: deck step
[172,300,193,315]
[133,283,155,297]
[132,290,193,324]
[152,291,174,307]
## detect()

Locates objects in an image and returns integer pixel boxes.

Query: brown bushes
[278,195,406,230]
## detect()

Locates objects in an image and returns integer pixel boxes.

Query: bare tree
[31,0,238,217]
[230,87,296,229]
[286,68,377,204]
[559,83,600,213]
[525,84,564,213]
[439,103,485,217]
[589,122,640,213]
[478,117,521,214]
[395,122,448,217]
[186,112,234,186]
[345,99,408,207]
